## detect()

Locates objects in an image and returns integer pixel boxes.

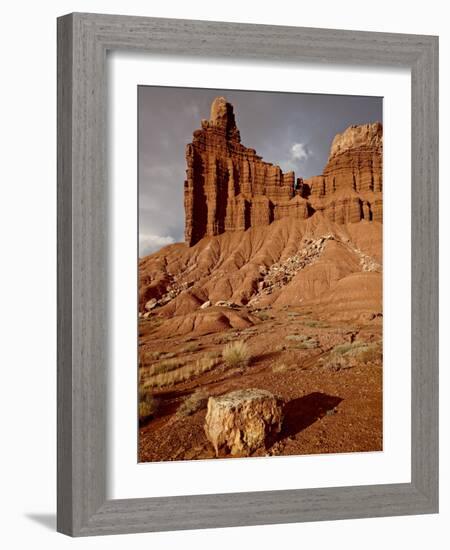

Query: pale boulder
[204,389,283,456]
[145,298,158,311]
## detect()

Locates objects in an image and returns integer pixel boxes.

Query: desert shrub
[222,340,251,368]
[177,389,209,417]
[138,389,159,421]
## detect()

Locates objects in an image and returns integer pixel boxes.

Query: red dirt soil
[138,109,383,462]
[138,214,382,462]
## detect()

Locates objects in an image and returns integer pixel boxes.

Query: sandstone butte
[184,96,382,246]
[139,96,383,330]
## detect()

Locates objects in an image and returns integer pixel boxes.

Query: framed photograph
[57,13,438,536]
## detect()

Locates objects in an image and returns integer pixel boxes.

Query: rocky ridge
[184,97,382,245]
[138,97,384,463]
[139,97,383,328]
[139,215,382,328]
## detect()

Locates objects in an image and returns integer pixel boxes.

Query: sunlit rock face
[184,98,383,246]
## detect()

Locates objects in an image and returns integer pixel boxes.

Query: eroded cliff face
[304,123,383,223]
[184,98,382,246]
[184,97,296,246]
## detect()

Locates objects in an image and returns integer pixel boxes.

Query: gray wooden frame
[57,12,439,537]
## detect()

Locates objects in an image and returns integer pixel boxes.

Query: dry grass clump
[347,342,382,363]
[272,363,290,373]
[302,319,328,328]
[215,332,239,344]
[151,351,176,360]
[138,388,159,422]
[193,354,220,374]
[177,389,209,417]
[333,341,381,361]
[286,334,305,342]
[355,344,382,363]
[241,327,258,335]
[144,316,162,328]
[179,342,200,354]
[331,342,356,355]
[143,353,220,388]
[285,334,318,349]
[287,312,300,319]
[321,354,350,372]
[147,357,186,377]
[222,340,251,368]
[303,320,319,327]
[254,311,271,321]
[322,341,382,371]
[295,338,319,349]
[139,350,176,366]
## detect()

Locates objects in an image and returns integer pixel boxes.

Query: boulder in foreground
[204,389,283,456]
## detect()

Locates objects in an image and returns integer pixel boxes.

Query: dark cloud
[139,86,382,254]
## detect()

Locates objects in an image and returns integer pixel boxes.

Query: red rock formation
[305,123,383,223]
[184,97,294,245]
[184,98,382,246]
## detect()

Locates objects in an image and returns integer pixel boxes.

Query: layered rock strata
[304,123,383,223]
[185,97,297,246]
[184,97,382,246]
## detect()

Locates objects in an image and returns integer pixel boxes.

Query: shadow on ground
[281,392,343,438]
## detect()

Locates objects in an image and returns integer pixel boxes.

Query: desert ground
[139,304,382,461]
[138,97,383,461]
[138,217,383,461]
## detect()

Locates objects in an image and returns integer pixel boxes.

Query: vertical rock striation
[184,98,382,246]
[184,97,295,246]
[305,123,383,223]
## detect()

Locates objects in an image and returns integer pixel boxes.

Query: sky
[138,86,382,256]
